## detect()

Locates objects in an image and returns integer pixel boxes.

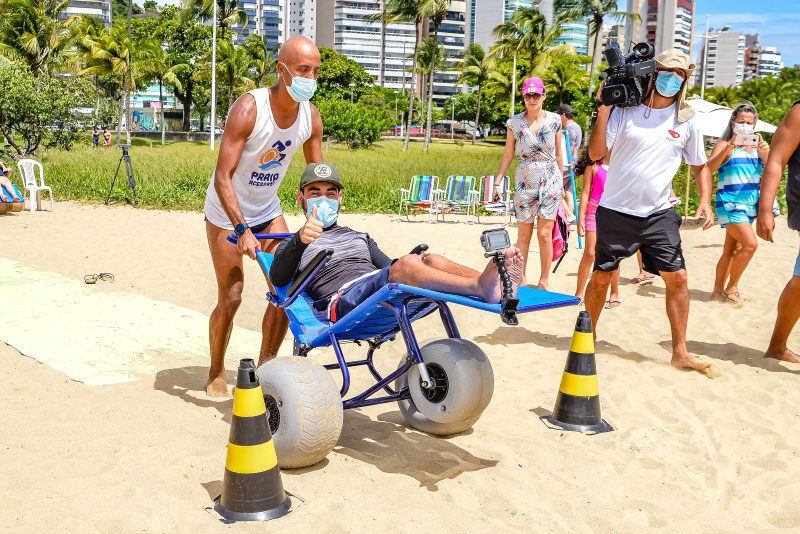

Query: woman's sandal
[722,289,743,304]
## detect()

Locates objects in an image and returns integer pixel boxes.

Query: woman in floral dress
[494,76,564,289]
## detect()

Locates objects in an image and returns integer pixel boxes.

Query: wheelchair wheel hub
[420,363,449,403]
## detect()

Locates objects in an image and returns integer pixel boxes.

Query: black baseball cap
[299,163,344,190]
[556,104,574,117]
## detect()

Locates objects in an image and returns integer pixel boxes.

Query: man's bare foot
[671,353,719,378]
[478,247,523,303]
[710,291,727,302]
[765,347,800,363]
[206,374,231,397]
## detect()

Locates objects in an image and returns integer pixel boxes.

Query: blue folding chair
[227,232,580,467]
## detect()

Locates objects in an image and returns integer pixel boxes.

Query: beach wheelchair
[230,233,579,468]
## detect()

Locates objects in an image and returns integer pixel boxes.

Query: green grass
[39,138,508,213]
[38,137,779,216]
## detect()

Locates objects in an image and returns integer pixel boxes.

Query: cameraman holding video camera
[586,47,715,376]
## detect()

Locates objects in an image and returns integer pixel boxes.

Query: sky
[139,0,800,67]
[693,0,800,67]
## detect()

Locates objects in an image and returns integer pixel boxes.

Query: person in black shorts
[587,48,716,376]
[270,163,524,321]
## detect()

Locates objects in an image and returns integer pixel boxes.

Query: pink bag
[552,204,569,273]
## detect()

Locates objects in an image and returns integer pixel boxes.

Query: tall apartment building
[426,0,468,102]
[469,0,535,51]
[741,35,785,80]
[236,0,284,49]
[316,1,415,91]
[695,29,745,89]
[757,46,784,78]
[536,0,588,56]
[626,0,695,56]
[61,0,112,27]
[288,0,317,40]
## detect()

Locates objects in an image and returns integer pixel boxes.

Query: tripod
[485,251,519,325]
[106,144,138,205]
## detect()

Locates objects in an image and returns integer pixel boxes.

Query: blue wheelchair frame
[233,233,580,411]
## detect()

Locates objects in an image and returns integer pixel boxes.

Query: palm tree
[0,0,81,76]
[544,55,589,104]
[419,0,448,152]
[204,39,255,115]
[383,0,424,151]
[555,0,640,98]
[183,0,247,40]
[80,26,162,144]
[150,48,184,145]
[490,7,567,76]
[242,34,277,88]
[706,85,739,108]
[457,43,490,142]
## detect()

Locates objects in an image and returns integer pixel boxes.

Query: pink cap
[521,77,545,96]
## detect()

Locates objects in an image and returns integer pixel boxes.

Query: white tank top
[204,88,312,229]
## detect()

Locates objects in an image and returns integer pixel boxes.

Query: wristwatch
[234,223,249,236]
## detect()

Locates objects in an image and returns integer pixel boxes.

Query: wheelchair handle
[226,232,294,245]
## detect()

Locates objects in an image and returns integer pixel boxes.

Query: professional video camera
[599,42,656,108]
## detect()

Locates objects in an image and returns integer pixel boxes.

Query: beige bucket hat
[654,48,697,123]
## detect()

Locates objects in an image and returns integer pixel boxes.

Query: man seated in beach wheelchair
[253,162,575,469]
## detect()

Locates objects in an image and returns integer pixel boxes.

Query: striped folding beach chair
[439,175,476,223]
[470,175,513,224]
[397,175,441,222]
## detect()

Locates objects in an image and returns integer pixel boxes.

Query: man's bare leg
[422,253,480,277]
[206,220,246,397]
[765,276,800,363]
[390,248,524,303]
[660,269,715,377]
[584,269,612,338]
[256,217,291,366]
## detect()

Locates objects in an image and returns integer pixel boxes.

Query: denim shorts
[794,244,800,277]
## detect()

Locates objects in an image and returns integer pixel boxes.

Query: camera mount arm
[484,250,519,326]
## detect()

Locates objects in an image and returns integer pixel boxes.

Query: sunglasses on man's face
[523,92,545,101]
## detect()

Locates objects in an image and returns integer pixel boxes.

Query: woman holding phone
[708,101,770,304]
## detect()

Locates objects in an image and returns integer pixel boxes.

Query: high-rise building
[695,29,745,88]
[316,1,415,91]
[743,34,760,81]
[468,0,535,51]
[627,0,695,56]
[427,0,468,102]
[288,0,317,40]
[61,0,112,27]
[536,0,588,56]
[237,0,284,49]
[757,46,784,78]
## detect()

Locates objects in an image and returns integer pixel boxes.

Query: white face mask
[733,122,755,135]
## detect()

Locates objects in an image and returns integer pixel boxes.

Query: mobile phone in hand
[735,134,759,146]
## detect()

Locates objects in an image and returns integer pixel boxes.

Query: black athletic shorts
[594,206,686,274]
[329,264,392,322]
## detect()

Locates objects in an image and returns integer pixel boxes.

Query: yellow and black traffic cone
[543,311,613,434]
[214,358,292,521]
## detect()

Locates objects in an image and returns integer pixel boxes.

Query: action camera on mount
[480,229,518,325]
[599,42,657,108]
[481,228,511,255]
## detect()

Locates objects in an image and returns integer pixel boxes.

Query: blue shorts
[329,264,392,321]
[794,245,800,277]
[715,201,756,228]
[1,183,22,202]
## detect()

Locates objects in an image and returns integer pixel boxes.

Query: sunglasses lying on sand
[84,273,115,284]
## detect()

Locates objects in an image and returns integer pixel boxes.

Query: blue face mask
[305,196,339,228]
[281,62,317,102]
[655,71,684,98]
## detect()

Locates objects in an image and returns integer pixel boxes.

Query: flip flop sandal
[638,276,655,286]
[604,300,622,309]
[722,290,742,304]
[84,272,115,284]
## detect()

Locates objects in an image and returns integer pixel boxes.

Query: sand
[1,201,800,532]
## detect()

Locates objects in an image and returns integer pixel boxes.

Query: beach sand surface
[1,202,799,532]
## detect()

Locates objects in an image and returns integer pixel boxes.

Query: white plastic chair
[17,159,54,212]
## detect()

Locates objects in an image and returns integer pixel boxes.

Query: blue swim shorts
[794,243,800,277]
[715,201,756,228]
[329,264,392,321]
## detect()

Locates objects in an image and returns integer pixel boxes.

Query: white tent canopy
[685,97,777,138]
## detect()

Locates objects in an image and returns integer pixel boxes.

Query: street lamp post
[510,52,517,118]
[700,16,710,100]
[210,0,217,151]
[394,91,399,138]
[451,99,455,140]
